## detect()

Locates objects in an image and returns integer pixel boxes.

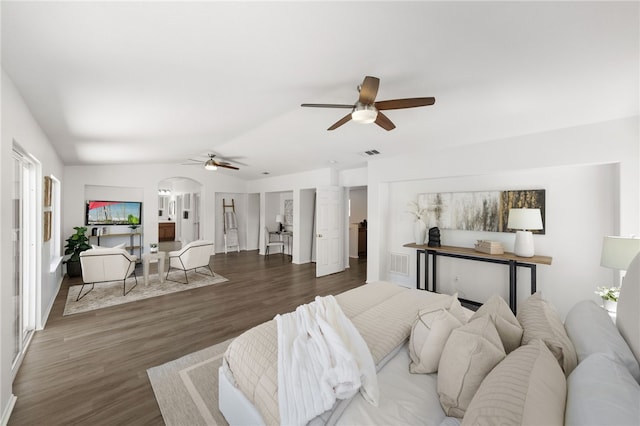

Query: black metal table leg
[416,250,421,290]
[531,264,537,294]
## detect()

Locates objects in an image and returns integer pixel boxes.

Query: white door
[316,186,344,277]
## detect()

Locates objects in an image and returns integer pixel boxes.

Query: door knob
[318,234,323,238]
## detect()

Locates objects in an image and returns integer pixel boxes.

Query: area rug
[63,272,229,316]
[147,338,233,426]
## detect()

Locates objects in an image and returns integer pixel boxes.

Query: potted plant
[595,286,620,313]
[128,214,140,232]
[64,226,91,277]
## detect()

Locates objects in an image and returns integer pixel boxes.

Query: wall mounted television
[86,200,142,226]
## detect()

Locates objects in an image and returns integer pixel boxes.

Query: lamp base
[514,230,535,257]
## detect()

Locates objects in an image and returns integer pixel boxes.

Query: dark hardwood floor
[9,251,367,425]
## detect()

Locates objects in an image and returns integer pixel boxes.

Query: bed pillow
[565,352,640,426]
[461,339,566,426]
[516,292,577,375]
[437,316,506,418]
[564,299,640,382]
[409,308,464,374]
[469,295,523,354]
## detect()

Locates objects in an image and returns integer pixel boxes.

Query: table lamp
[600,236,640,273]
[276,214,284,232]
[507,208,543,257]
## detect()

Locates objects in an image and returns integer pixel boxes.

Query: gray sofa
[563,252,640,425]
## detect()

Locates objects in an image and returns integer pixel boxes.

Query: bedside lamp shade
[507,208,543,258]
[600,236,640,271]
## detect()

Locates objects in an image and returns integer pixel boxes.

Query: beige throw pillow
[409,308,463,374]
[461,339,566,426]
[437,316,506,418]
[470,295,523,353]
[517,292,577,375]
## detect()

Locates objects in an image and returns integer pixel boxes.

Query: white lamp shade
[600,236,640,271]
[507,208,543,231]
[351,103,378,123]
[204,159,217,170]
[276,214,284,223]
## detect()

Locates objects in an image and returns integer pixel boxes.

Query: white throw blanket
[276,295,379,426]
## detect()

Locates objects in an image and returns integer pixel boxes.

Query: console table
[403,243,552,314]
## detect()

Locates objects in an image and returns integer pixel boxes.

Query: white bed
[218,281,471,425]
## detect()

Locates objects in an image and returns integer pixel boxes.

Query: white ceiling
[2,1,638,180]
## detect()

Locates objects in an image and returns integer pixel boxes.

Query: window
[12,146,37,372]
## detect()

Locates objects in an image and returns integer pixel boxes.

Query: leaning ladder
[223,198,240,254]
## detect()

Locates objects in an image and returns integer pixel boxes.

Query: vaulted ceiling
[2,1,638,179]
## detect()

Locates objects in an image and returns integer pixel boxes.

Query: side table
[142,251,166,286]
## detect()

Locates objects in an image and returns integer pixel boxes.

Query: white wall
[349,187,367,224]
[386,164,616,318]
[247,193,260,250]
[368,116,639,319]
[63,165,247,255]
[1,69,64,423]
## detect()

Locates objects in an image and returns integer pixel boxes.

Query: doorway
[158,177,203,246]
[348,186,368,259]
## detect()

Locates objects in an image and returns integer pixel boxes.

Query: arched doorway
[157,177,203,248]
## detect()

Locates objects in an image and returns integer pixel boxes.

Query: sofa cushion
[516,292,577,375]
[469,295,523,354]
[461,339,565,426]
[565,352,640,426]
[409,308,464,374]
[564,299,640,382]
[437,316,505,418]
[92,242,126,250]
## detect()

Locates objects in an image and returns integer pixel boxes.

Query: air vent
[359,149,381,157]
[389,252,409,276]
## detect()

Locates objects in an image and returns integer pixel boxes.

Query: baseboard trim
[39,275,63,329]
[0,394,17,426]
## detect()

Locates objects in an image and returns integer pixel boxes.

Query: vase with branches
[407,201,428,244]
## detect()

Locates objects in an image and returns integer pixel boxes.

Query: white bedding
[219,343,462,426]
[221,282,467,425]
[333,343,456,426]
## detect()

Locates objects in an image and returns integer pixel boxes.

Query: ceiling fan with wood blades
[301,76,435,131]
[183,154,239,171]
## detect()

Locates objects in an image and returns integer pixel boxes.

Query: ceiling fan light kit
[204,159,218,171]
[351,102,378,123]
[183,153,239,171]
[301,75,435,131]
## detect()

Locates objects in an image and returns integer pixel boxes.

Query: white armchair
[166,240,214,284]
[78,248,138,301]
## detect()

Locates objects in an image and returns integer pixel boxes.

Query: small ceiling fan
[183,154,239,171]
[301,76,435,131]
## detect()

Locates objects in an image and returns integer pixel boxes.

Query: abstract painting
[418,189,545,234]
[284,199,293,225]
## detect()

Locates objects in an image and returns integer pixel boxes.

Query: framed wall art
[44,176,52,207]
[284,199,293,225]
[418,189,545,234]
[44,211,52,242]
